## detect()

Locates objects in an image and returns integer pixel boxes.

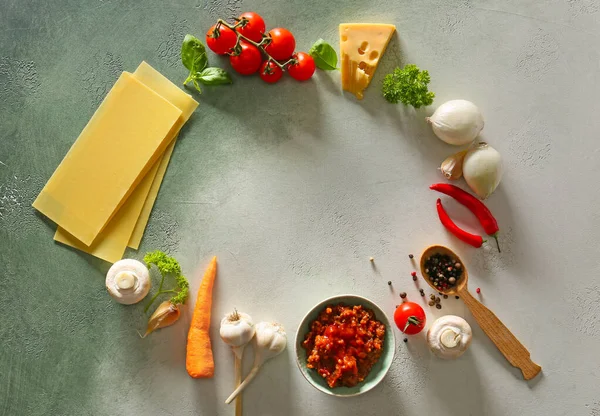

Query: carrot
[186,256,217,378]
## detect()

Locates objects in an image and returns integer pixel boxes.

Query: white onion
[462,142,503,199]
[426,100,484,145]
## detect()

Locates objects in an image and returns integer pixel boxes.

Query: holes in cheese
[339,23,396,100]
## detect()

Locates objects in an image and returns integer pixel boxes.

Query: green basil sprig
[309,39,338,71]
[181,34,232,93]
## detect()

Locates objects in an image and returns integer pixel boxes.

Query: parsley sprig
[143,251,189,312]
[382,64,435,108]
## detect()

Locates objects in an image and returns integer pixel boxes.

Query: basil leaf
[309,39,338,71]
[195,67,232,85]
[181,34,208,73]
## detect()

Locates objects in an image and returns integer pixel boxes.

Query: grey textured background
[2,0,600,415]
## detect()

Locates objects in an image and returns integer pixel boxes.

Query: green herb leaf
[181,34,208,73]
[195,67,233,85]
[181,34,209,92]
[382,64,435,108]
[309,39,338,71]
[143,250,189,310]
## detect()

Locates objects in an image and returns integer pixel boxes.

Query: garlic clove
[142,301,181,338]
[106,259,151,305]
[440,150,468,180]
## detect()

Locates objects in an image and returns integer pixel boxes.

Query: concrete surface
[1,0,600,415]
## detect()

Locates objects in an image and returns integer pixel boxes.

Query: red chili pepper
[436,199,485,248]
[430,183,501,252]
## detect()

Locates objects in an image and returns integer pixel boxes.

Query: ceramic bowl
[294,294,395,397]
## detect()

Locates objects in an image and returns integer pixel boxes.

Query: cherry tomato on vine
[206,24,237,55]
[393,302,426,335]
[236,12,266,42]
[259,60,283,84]
[287,52,315,81]
[264,28,295,61]
[229,41,262,75]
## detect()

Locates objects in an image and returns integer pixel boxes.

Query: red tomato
[393,302,426,335]
[206,24,237,55]
[264,28,295,60]
[287,52,315,81]
[236,12,266,42]
[259,60,283,83]
[229,41,262,75]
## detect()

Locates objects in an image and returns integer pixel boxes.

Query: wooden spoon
[420,245,542,380]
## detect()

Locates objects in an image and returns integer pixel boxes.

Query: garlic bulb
[106,259,151,304]
[225,321,287,404]
[426,100,484,146]
[427,315,472,359]
[221,311,255,355]
[220,310,255,415]
[462,142,503,199]
[440,150,468,180]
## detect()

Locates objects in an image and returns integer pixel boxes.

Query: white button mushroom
[427,315,472,359]
[106,259,151,305]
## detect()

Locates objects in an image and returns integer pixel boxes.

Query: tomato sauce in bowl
[302,304,386,388]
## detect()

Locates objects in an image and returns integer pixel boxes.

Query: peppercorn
[476,288,481,294]
[438,292,443,296]
[420,291,425,297]
[400,292,407,299]
[455,296,460,299]
[435,304,442,309]
[443,294,448,299]
[409,254,414,259]
[412,275,417,281]
[424,253,464,289]
[403,338,408,343]
[388,281,392,286]
[435,297,441,304]
[428,300,435,306]
[430,294,436,300]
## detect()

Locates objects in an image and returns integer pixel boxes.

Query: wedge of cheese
[339,23,396,100]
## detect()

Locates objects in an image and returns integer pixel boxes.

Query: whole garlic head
[427,315,472,359]
[427,100,484,146]
[106,259,151,305]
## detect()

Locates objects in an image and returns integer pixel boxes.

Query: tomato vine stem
[216,19,296,70]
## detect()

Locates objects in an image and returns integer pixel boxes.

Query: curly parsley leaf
[382,64,435,108]
[144,251,189,311]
